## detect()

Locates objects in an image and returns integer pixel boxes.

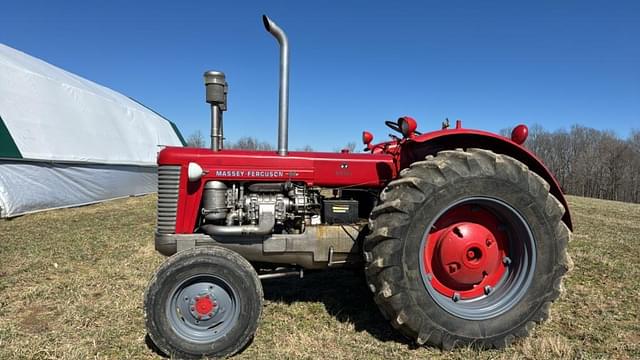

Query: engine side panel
[158,148,395,233]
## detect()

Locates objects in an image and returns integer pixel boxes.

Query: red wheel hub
[423,205,508,299]
[194,295,215,316]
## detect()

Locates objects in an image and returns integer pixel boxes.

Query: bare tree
[345,142,357,153]
[519,124,640,204]
[498,127,512,137]
[227,137,274,151]
[186,130,206,148]
[335,142,358,153]
[297,145,314,152]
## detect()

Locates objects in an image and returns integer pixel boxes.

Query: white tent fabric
[0,43,181,165]
[0,162,156,217]
[0,43,184,217]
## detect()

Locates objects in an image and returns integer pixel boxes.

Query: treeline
[185,131,355,152]
[185,131,274,150]
[502,125,640,204]
[226,137,274,151]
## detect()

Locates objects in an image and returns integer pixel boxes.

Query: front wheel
[364,148,572,349]
[144,246,263,359]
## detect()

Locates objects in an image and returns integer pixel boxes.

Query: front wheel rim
[419,197,536,320]
[166,274,240,343]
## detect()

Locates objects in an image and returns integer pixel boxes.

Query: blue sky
[2,0,638,150]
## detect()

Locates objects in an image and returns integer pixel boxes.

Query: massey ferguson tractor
[144,15,573,358]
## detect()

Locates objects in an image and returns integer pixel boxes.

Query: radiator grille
[157,165,181,234]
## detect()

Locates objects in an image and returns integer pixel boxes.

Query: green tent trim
[169,120,187,146]
[127,96,186,146]
[0,115,22,159]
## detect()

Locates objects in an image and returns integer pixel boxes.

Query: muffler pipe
[262,15,289,156]
[201,211,275,236]
[204,70,228,151]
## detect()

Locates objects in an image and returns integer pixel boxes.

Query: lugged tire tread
[364,149,572,349]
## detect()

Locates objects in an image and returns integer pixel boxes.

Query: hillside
[0,195,638,359]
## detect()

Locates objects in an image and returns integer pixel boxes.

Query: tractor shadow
[261,269,414,346]
[144,334,166,358]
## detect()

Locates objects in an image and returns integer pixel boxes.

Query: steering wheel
[385,120,402,134]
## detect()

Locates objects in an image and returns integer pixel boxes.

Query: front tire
[364,148,572,349]
[144,246,263,359]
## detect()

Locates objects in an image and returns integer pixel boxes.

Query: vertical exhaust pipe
[262,15,289,156]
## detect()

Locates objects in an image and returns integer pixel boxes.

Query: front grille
[157,165,181,234]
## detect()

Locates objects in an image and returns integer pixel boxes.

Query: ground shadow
[145,333,167,358]
[261,268,413,346]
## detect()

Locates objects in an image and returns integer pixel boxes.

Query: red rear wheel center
[435,222,500,286]
[195,296,215,315]
[423,205,508,300]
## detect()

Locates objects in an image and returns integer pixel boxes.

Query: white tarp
[0,161,155,217]
[0,43,184,217]
[0,43,182,165]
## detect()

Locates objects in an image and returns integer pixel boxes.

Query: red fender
[400,128,572,230]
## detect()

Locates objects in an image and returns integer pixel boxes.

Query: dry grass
[0,194,638,359]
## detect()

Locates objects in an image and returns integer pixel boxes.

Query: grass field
[1,195,638,359]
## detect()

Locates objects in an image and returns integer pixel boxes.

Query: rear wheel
[144,246,263,358]
[364,148,572,348]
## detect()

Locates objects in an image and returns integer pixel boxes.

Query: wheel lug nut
[484,285,492,295]
[503,256,512,266]
[452,292,460,302]
[486,238,493,247]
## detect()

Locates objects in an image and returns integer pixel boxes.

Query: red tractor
[144,15,572,358]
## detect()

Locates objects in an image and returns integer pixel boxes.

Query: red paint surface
[159,125,571,233]
[195,296,215,315]
[423,205,508,299]
[511,124,529,145]
[399,116,418,137]
[159,148,396,233]
[404,128,572,229]
[362,131,374,145]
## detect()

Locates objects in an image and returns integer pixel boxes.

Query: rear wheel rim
[167,274,240,343]
[419,197,536,320]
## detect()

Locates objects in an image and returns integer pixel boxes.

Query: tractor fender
[401,129,572,230]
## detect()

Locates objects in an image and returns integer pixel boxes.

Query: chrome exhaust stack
[204,70,227,151]
[262,15,289,156]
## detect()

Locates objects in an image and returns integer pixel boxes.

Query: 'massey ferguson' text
[214,170,285,178]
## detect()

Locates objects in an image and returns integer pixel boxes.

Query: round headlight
[398,116,418,138]
[362,131,374,145]
[187,162,204,182]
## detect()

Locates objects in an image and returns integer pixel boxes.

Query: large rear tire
[364,148,572,349]
[144,246,263,358]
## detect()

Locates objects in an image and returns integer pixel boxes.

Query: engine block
[202,181,321,233]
